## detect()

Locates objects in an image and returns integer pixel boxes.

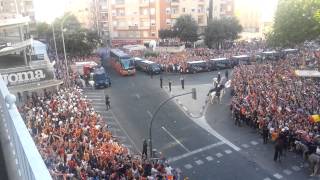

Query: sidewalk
[163,83,211,118]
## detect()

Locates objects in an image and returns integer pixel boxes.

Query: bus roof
[187,60,206,64]
[282,48,298,52]
[233,55,249,59]
[141,60,155,64]
[295,70,320,78]
[110,48,130,58]
[262,51,278,54]
[210,57,228,61]
[75,61,98,66]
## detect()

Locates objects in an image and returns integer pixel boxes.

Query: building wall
[0,0,35,22]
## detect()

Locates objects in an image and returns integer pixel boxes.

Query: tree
[204,17,242,49]
[33,13,101,56]
[173,15,199,43]
[268,0,320,47]
[158,29,176,39]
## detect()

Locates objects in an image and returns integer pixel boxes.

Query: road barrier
[0,76,52,180]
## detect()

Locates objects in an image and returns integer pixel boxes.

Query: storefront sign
[0,68,54,86]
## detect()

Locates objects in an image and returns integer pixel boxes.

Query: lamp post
[51,24,59,61]
[148,88,196,158]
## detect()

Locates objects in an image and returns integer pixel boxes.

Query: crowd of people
[19,87,180,180]
[230,53,320,159]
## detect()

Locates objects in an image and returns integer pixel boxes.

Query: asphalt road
[84,64,316,180]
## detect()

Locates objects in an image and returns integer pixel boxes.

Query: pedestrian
[169,80,172,92]
[217,72,221,84]
[160,74,163,88]
[150,69,153,79]
[225,70,229,80]
[142,139,148,158]
[262,126,269,144]
[17,92,22,102]
[274,134,284,162]
[180,76,184,89]
[105,95,110,110]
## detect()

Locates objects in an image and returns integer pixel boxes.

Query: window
[198,16,204,24]
[151,32,156,37]
[172,7,178,14]
[166,8,170,14]
[151,19,156,26]
[191,8,195,12]
[150,8,155,15]
[166,19,171,25]
[182,8,186,13]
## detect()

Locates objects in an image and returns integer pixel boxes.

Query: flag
[310,115,320,123]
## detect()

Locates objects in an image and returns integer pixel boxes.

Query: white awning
[0,16,30,29]
[0,39,32,56]
[295,70,320,78]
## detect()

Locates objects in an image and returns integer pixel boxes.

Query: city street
[84,65,316,180]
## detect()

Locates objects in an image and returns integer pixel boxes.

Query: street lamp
[51,24,59,62]
[148,88,197,158]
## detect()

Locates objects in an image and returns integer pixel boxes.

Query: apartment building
[0,0,35,22]
[89,0,234,44]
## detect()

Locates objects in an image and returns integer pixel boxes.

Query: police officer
[142,139,148,158]
[169,80,172,92]
[225,70,229,80]
[160,74,163,88]
[217,72,221,84]
[105,95,110,110]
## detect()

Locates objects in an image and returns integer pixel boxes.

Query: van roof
[262,51,278,54]
[233,55,249,58]
[141,60,155,64]
[187,60,206,64]
[210,57,227,61]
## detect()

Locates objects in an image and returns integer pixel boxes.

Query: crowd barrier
[0,77,52,180]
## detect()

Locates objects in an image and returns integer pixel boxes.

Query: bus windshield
[120,58,134,69]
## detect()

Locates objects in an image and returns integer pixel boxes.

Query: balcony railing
[0,77,52,180]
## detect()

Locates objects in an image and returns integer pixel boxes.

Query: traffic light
[192,88,197,100]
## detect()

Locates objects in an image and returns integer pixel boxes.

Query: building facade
[0,0,35,22]
[75,0,234,44]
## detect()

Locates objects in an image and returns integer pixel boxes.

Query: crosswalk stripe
[273,173,283,179]
[291,166,301,171]
[195,160,204,165]
[241,144,250,148]
[184,164,193,169]
[216,153,223,158]
[283,169,292,175]
[263,178,271,180]
[206,156,214,161]
[250,141,259,145]
[224,150,232,154]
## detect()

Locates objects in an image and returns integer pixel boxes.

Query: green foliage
[268,0,320,47]
[158,29,176,39]
[204,17,242,49]
[33,13,101,56]
[173,15,199,43]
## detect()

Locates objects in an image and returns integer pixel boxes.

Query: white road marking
[195,160,204,165]
[250,141,259,145]
[184,164,193,169]
[193,117,241,151]
[182,106,188,111]
[206,156,214,161]
[216,153,223,158]
[109,110,140,153]
[273,173,283,179]
[283,169,292,175]
[291,166,301,171]
[161,126,190,153]
[241,144,250,148]
[263,178,271,180]
[147,110,153,118]
[92,102,106,105]
[135,94,140,99]
[224,150,232,154]
[168,141,224,163]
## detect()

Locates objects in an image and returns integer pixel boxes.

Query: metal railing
[0,76,52,180]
